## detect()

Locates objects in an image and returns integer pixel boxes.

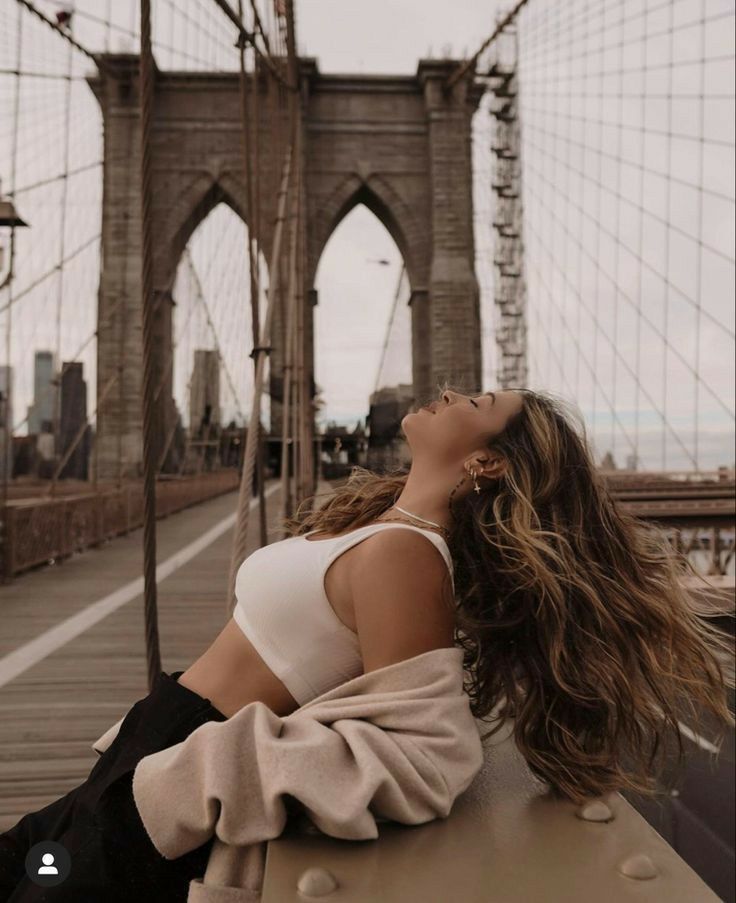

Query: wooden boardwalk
[1,476,732,899]
[0,478,293,831]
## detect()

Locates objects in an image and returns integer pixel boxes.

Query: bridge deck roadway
[0,479,731,901]
[0,479,286,831]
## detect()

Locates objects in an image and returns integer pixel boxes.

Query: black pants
[0,670,228,902]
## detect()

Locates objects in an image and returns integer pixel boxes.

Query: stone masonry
[87,55,482,481]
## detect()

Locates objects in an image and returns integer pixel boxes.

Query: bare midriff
[177,617,302,719]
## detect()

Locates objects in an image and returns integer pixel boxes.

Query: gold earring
[469,468,481,494]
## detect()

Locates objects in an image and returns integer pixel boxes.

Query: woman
[283,384,734,804]
[1,384,733,900]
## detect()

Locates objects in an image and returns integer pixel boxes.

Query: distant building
[368,384,414,440]
[320,420,368,478]
[367,383,413,471]
[37,431,54,463]
[59,361,90,479]
[600,450,617,471]
[27,350,56,435]
[190,349,220,435]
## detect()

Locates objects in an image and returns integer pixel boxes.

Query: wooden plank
[0,478,287,831]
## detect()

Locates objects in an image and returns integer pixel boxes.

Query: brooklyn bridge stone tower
[88,55,482,480]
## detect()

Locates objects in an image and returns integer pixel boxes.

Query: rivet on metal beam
[296,865,339,896]
[576,799,614,822]
[617,853,659,880]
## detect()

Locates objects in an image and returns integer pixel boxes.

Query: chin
[401,410,423,431]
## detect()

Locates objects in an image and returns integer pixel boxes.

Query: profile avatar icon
[37,852,59,875]
[25,840,70,886]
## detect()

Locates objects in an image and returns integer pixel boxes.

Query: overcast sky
[1,0,734,471]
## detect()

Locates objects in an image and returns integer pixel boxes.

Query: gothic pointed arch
[308,173,425,291]
[90,56,480,481]
[161,171,250,292]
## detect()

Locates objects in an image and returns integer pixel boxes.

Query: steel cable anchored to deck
[138,0,162,691]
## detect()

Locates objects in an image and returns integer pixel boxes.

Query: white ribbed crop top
[233,522,455,707]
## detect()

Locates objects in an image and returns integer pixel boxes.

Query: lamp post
[0,188,28,289]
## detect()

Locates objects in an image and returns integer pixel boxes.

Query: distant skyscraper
[190,350,221,435]
[600,450,618,471]
[0,365,13,479]
[59,361,89,479]
[27,350,57,434]
[625,453,639,472]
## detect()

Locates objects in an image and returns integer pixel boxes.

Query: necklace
[393,505,444,530]
[378,505,451,541]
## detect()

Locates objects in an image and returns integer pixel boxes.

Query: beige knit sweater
[91,646,484,902]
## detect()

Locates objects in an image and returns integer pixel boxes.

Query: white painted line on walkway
[0,482,280,689]
[677,720,723,755]
[653,697,726,756]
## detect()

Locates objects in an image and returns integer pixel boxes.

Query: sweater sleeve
[131,655,483,860]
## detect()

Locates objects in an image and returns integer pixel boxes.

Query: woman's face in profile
[401,389,524,463]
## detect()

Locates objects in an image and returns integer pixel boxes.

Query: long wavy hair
[284,384,735,805]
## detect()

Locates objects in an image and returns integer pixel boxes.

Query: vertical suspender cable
[297,138,311,502]
[139,0,162,691]
[283,0,303,510]
[284,183,300,517]
[279,133,301,532]
[287,140,298,517]
[250,9,268,548]
[251,48,267,547]
[226,138,295,615]
[292,153,304,498]
[284,0,313,505]
[236,0,268,548]
[268,86,286,491]
[49,37,74,496]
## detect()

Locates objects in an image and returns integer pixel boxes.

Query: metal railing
[1,470,239,577]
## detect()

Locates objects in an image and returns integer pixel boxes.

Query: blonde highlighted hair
[285,386,734,805]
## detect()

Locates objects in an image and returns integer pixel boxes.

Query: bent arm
[131,648,483,860]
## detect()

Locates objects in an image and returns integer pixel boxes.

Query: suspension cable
[209,0,295,90]
[237,0,268,547]
[15,0,110,74]
[138,0,162,692]
[226,139,295,615]
[446,0,531,89]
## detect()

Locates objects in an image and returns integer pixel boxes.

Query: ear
[470,450,507,480]
[486,455,508,478]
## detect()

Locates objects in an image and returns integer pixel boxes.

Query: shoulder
[354,526,449,576]
[348,527,456,673]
